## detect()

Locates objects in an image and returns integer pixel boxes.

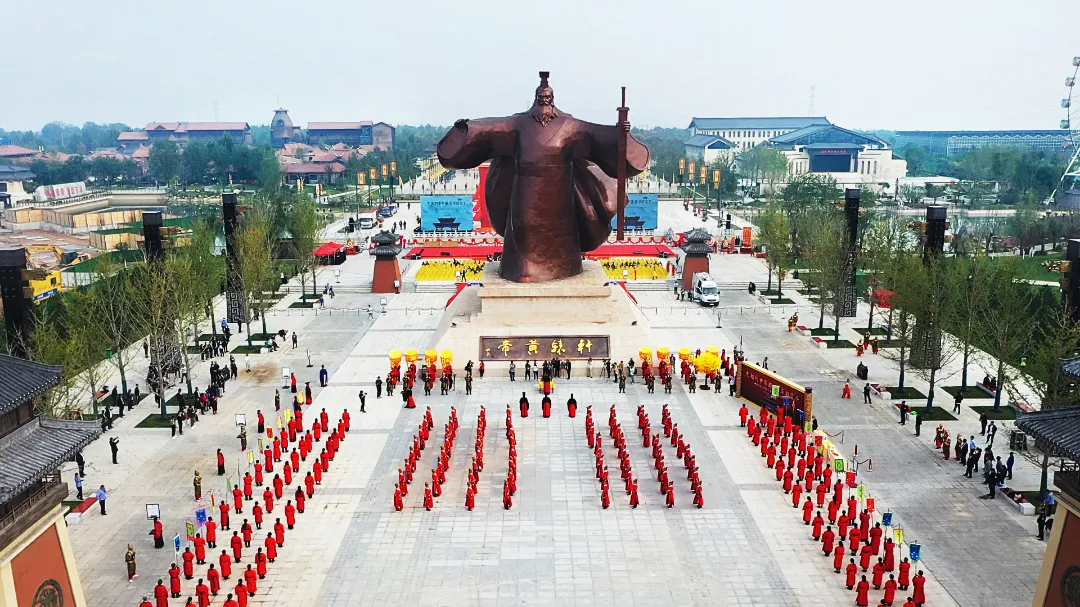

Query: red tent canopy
[314,242,344,256]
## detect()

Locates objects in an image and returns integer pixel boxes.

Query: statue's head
[531,71,558,126]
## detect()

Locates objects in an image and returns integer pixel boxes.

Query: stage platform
[404,242,675,260]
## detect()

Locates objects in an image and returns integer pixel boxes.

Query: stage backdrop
[610,194,658,231]
[421,195,474,232]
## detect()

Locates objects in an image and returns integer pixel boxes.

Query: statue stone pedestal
[433,260,650,367]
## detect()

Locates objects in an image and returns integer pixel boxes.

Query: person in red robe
[255,549,267,579]
[541,395,551,418]
[196,579,210,607]
[231,532,243,562]
[182,547,195,579]
[898,558,911,590]
[846,559,858,589]
[465,484,476,510]
[224,594,240,607]
[855,575,870,607]
[567,394,577,418]
[791,482,803,508]
[153,579,169,607]
[519,393,529,418]
[503,480,513,509]
[264,533,277,563]
[263,488,274,513]
[665,486,675,508]
[873,558,885,588]
[629,479,639,508]
[911,571,926,606]
[883,574,898,606]
[284,501,296,529]
[883,538,896,571]
[859,543,873,572]
[207,565,221,596]
[194,533,207,564]
[811,512,824,540]
[219,550,232,580]
[802,498,814,525]
[394,484,404,511]
[601,487,610,509]
[140,596,153,607]
[833,543,846,573]
[252,504,264,530]
[305,472,315,497]
[693,486,703,508]
[235,581,249,606]
[218,501,230,531]
[241,521,253,548]
[424,483,434,511]
[274,519,285,547]
[244,564,258,593]
[283,462,293,485]
[273,475,284,500]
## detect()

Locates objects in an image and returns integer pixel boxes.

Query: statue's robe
[438,111,650,282]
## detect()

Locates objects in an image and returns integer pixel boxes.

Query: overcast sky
[4,0,1077,132]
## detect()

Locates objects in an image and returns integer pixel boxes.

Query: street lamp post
[390,160,398,204]
[380,163,389,204]
[688,160,697,211]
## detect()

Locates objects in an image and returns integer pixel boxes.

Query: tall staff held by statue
[616,87,629,242]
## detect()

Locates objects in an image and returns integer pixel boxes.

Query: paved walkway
[62,201,1044,606]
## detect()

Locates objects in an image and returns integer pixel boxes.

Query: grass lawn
[852,327,889,336]
[135,413,175,428]
[289,301,315,309]
[969,405,1017,420]
[810,327,836,336]
[824,339,857,349]
[98,392,150,410]
[231,345,263,354]
[1014,251,1063,282]
[941,385,994,399]
[871,339,903,348]
[760,289,781,296]
[249,333,277,341]
[770,298,795,305]
[885,386,928,400]
[912,406,956,421]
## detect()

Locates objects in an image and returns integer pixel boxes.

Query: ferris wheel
[1053,56,1080,207]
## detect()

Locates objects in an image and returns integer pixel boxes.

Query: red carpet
[405,242,674,260]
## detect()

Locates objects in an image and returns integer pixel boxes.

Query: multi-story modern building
[685,117,907,191]
[894,130,1074,156]
[688,117,832,152]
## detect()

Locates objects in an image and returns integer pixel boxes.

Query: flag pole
[616,87,629,242]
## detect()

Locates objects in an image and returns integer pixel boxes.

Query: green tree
[900,145,930,175]
[149,140,181,184]
[259,150,282,192]
[287,197,326,296]
[756,203,793,296]
[974,258,1040,410]
[81,258,145,398]
[1011,303,1080,496]
[23,308,82,418]
[234,203,276,344]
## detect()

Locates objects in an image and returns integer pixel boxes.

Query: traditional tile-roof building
[116,122,254,146]
[0,353,99,607]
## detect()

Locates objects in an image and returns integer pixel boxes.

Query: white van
[691,272,719,306]
[358,212,377,230]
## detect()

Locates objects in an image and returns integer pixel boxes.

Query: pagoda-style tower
[680,228,713,291]
[370,231,403,294]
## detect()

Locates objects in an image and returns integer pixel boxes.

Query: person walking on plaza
[863,384,872,404]
[913,411,922,437]
[109,436,119,464]
[96,485,108,515]
[194,471,203,501]
[74,472,84,500]
[125,544,138,581]
[953,392,963,414]
[320,365,328,387]
[375,376,382,398]
[898,401,908,425]
[986,421,998,448]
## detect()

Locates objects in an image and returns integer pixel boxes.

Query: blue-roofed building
[688,117,831,151]
[894,130,1074,156]
[683,134,736,165]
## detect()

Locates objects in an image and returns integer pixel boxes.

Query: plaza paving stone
[63,201,1041,606]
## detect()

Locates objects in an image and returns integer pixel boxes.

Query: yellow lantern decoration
[679,347,691,361]
[639,347,652,364]
[657,347,670,361]
[405,349,419,363]
[440,350,453,364]
[425,349,438,365]
[389,349,402,369]
[706,345,720,356]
